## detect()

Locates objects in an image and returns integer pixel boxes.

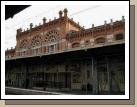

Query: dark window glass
[115,34,124,40]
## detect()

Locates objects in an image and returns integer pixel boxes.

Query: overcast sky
[5,5,126,50]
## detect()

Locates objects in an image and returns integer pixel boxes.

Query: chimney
[92,24,94,28]
[110,19,113,25]
[59,10,63,18]
[122,16,125,22]
[63,8,68,17]
[30,23,33,29]
[43,17,46,24]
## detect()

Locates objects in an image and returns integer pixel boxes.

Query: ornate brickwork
[5,8,125,60]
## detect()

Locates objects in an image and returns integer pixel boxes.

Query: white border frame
[1,1,129,99]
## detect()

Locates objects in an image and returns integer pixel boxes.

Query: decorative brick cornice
[66,20,125,40]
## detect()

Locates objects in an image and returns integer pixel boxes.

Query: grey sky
[5,5,126,50]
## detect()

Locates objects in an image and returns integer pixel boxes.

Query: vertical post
[106,56,111,94]
[57,64,59,88]
[85,61,88,93]
[25,63,29,89]
[92,56,98,94]
[43,63,45,90]
[71,71,73,91]
[29,63,32,88]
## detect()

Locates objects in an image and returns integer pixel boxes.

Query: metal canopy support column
[106,56,112,94]
[57,64,59,88]
[25,63,29,89]
[43,63,46,91]
[92,56,98,94]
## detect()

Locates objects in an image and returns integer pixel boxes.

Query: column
[57,64,59,88]
[92,56,98,94]
[25,63,28,89]
[106,56,112,94]
[43,63,46,90]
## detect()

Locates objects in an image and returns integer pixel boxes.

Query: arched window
[20,39,28,50]
[45,30,60,43]
[31,36,42,47]
[72,42,80,48]
[95,37,106,44]
[115,34,124,40]
[45,30,60,52]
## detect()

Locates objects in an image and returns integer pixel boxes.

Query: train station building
[5,8,125,95]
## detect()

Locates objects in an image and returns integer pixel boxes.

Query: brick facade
[5,8,125,59]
